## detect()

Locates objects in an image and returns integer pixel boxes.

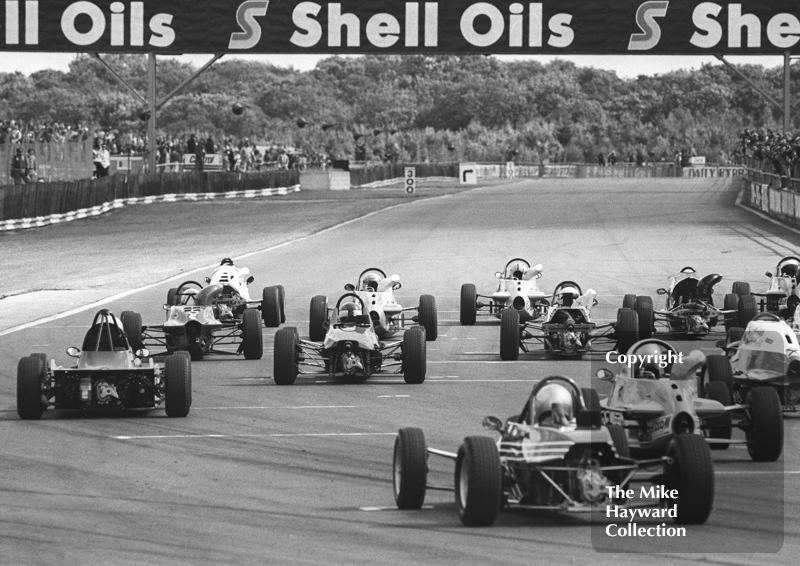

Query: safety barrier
[349,162,459,186]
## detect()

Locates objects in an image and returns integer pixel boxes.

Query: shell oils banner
[3,1,800,54]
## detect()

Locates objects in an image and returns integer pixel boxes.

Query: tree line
[0,54,789,163]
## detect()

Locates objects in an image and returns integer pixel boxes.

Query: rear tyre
[634,296,654,339]
[745,387,783,462]
[460,283,478,326]
[704,355,734,393]
[455,436,502,527]
[418,294,438,341]
[726,326,745,345]
[309,295,328,342]
[261,286,281,328]
[732,281,751,298]
[622,294,636,310]
[275,284,286,324]
[402,326,426,384]
[122,311,143,351]
[393,427,428,510]
[723,293,739,330]
[241,308,263,360]
[616,308,639,355]
[166,288,178,306]
[704,382,732,450]
[164,353,191,418]
[499,309,520,361]
[738,294,757,328]
[581,387,600,411]
[273,327,299,385]
[17,356,46,420]
[607,424,630,458]
[664,435,714,525]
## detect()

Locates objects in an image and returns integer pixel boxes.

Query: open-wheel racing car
[16,309,191,419]
[714,312,800,414]
[736,256,800,318]
[308,268,437,342]
[598,339,782,462]
[460,258,548,325]
[392,376,714,527]
[499,281,640,360]
[628,267,755,338]
[273,293,426,385]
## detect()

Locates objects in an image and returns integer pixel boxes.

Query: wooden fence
[1,139,93,184]
[0,169,300,222]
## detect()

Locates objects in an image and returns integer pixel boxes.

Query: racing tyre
[166,288,178,306]
[261,286,281,328]
[164,353,191,418]
[30,352,48,367]
[122,311,143,351]
[704,355,733,394]
[634,296,654,339]
[622,294,636,310]
[745,387,783,462]
[460,283,478,326]
[393,428,428,510]
[499,309,520,361]
[704,381,732,450]
[732,281,751,298]
[607,424,630,458]
[664,435,714,525]
[418,294,438,341]
[581,387,601,411]
[17,356,46,420]
[726,326,745,345]
[723,293,739,330]
[273,327,299,385]
[402,326,426,384]
[616,308,639,355]
[738,294,757,328]
[455,436,502,527]
[275,285,286,324]
[241,308,263,360]
[309,295,328,342]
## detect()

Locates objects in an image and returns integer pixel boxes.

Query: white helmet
[361,272,380,291]
[533,383,575,426]
[339,302,362,319]
[558,286,580,306]
[629,340,675,378]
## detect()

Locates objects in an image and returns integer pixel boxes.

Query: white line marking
[0,195,456,337]
[193,405,357,410]
[114,432,397,440]
[716,470,800,475]
[377,395,410,398]
[360,506,434,511]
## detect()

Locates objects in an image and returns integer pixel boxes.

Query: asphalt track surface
[1,177,798,565]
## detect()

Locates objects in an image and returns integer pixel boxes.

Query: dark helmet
[220,258,234,266]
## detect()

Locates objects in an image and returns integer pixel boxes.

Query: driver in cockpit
[533,382,576,427]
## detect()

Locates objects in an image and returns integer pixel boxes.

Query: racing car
[733,255,800,318]
[598,339,782,462]
[16,309,191,419]
[309,268,437,341]
[392,376,714,527]
[460,258,548,325]
[713,312,800,414]
[499,281,640,359]
[128,278,265,361]
[273,293,426,385]
[629,267,755,338]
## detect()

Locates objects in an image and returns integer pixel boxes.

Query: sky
[0,52,792,78]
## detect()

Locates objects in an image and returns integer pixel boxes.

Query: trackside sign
[2,1,800,54]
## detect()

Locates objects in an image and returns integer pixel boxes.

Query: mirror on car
[495,271,503,279]
[344,283,355,292]
[135,348,150,358]
[163,304,170,310]
[656,288,668,295]
[66,346,81,357]
[393,282,402,290]
[482,416,504,431]
[765,271,773,278]
[592,299,599,306]
[204,277,211,283]
[595,368,614,380]
[246,276,254,284]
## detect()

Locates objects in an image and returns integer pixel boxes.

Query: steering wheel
[752,312,782,322]
[175,281,203,295]
[552,281,583,301]
[504,257,531,272]
[335,293,368,312]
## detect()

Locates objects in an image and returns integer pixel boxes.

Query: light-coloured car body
[460,258,548,325]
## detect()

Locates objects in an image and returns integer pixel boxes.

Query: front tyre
[241,308,263,360]
[17,356,46,420]
[402,326,426,384]
[664,435,714,525]
[460,283,478,326]
[738,294,757,328]
[261,286,281,328]
[499,309,520,361]
[273,327,299,385]
[745,387,783,462]
[418,294,438,341]
[309,295,328,342]
[634,296,654,339]
[616,308,639,355]
[455,436,502,527]
[164,353,192,418]
[393,427,428,510]
[121,311,143,351]
[704,381,732,450]
[723,293,739,330]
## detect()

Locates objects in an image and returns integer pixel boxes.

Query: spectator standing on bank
[241,141,254,172]
[187,134,196,155]
[608,150,617,166]
[597,152,606,167]
[195,143,206,172]
[25,148,38,182]
[169,145,181,172]
[98,144,111,177]
[205,136,216,155]
[11,147,27,184]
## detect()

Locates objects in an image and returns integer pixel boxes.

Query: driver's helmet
[361,272,380,292]
[339,302,362,320]
[220,257,234,267]
[629,341,674,379]
[557,286,580,307]
[533,383,575,426]
[780,259,800,278]
[509,262,526,280]
[181,288,198,305]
